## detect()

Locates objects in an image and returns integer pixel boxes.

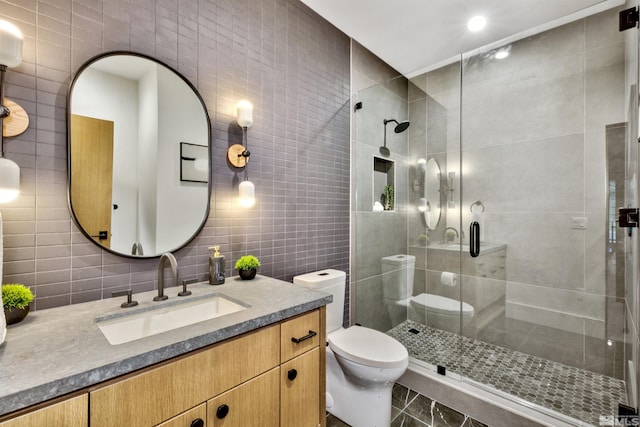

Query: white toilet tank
[293,269,345,334]
[381,254,415,300]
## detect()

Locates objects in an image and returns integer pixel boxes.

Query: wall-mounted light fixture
[227,100,255,208]
[447,171,456,209]
[0,19,27,204]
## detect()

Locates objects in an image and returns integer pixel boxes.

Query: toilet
[293,269,408,427]
[381,254,475,333]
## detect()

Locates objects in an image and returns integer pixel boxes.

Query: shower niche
[373,157,394,211]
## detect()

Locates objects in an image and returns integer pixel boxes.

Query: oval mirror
[67,52,211,258]
[424,158,441,230]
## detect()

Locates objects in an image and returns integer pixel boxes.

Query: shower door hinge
[620,7,639,31]
[618,208,639,227]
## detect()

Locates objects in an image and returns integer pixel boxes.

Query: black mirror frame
[66,51,212,259]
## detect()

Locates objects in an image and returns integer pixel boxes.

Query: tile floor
[326,383,488,427]
[387,320,628,426]
[471,310,625,379]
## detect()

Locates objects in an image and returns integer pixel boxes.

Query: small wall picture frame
[180,142,208,183]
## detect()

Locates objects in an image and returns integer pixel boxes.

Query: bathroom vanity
[0,276,330,427]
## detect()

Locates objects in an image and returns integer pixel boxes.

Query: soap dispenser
[209,246,225,285]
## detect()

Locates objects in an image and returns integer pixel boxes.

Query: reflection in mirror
[68,52,211,258]
[424,158,441,230]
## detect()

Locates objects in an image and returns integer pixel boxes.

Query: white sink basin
[96,294,249,345]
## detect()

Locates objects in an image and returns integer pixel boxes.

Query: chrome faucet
[155,252,178,301]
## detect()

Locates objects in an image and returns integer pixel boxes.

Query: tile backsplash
[0,0,351,310]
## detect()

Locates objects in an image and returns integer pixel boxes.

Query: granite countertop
[0,275,332,417]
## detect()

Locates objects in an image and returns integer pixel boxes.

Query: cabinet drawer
[0,395,88,427]
[280,347,320,427]
[157,404,206,427]
[90,325,279,427]
[281,310,320,362]
[208,368,279,427]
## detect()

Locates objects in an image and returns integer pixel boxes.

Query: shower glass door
[458,3,639,423]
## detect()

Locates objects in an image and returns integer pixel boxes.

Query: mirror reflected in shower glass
[68,52,211,258]
[424,158,441,229]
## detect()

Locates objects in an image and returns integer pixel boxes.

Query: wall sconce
[0,20,27,204]
[227,100,255,208]
[447,171,456,209]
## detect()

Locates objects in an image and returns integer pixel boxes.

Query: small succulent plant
[234,255,261,270]
[2,284,34,310]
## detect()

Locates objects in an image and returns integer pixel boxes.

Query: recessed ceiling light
[467,15,487,32]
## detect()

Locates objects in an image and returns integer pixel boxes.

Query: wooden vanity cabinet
[207,310,324,427]
[207,368,280,426]
[0,394,88,427]
[0,307,325,427]
[281,347,320,427]
[90,325,280,427]
[280,310,323,427]
[157,403,206,427]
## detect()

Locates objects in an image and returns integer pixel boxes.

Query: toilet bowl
[293,269,408,427]
[409,293,474,333]
[382,254,475,333]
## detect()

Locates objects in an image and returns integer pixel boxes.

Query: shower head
[384,118,411,134]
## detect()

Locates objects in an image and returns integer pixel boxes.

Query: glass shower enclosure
[352,3,640,425]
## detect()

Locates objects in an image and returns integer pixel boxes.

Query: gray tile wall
[0,0,351,310]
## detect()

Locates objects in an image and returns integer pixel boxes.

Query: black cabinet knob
[190,418,204,427]
[287,368,298,381]
[216,404,230,419]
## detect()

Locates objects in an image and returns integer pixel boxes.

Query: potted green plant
[2,284,34,325]
[234,255,260,280]
[384,185,394,210]
[416,233,430,246]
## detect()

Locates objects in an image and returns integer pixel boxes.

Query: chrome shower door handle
[470,221,480,257]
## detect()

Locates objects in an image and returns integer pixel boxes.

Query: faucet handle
[112,290,138,308]
[178,278,198,297]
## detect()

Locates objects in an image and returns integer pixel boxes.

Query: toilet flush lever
[291,330,317,344]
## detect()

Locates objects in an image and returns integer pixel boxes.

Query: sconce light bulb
[238,180,255,208]
[0,157,20,203]
[0,19,23,68]
[236,100,253,128]
[418,198,428,212]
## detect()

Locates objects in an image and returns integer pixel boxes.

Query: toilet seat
[410,293,474,316]
[328,326,408,369]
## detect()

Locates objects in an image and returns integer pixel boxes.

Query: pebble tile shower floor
[387,320,627,425]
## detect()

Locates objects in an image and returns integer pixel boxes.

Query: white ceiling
[300,0,625,77]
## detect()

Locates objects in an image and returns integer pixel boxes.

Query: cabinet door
[0,394,88,427]
[207,368,279,427]
[280,348,319,427]
[157,404,206,427]
[90,325,279,427]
